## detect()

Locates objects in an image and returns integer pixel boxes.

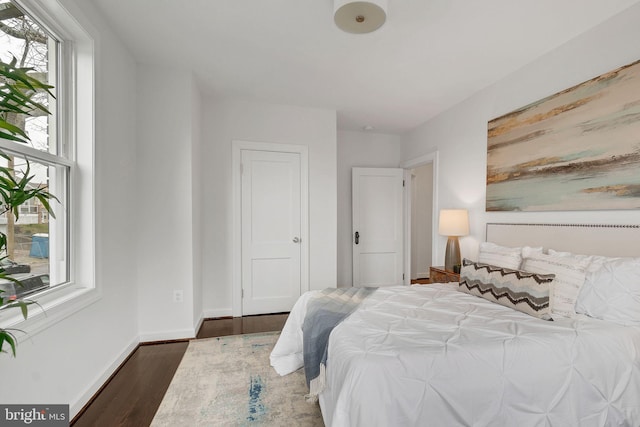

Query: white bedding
[270,284,640,427]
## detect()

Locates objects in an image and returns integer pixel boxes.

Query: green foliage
[0,327,17,356]
[0,56,54,143]
[0,158,57,220]
[0,56,56,356]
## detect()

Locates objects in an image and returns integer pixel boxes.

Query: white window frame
[0,0,96,338]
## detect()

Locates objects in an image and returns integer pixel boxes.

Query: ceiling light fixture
[334,0,387,34]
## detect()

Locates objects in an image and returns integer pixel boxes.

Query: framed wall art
[487,59,640,212]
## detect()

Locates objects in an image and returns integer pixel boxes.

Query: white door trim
[401,151,439,286]
[232,140,309,317]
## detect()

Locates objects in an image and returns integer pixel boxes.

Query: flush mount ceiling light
[334,0,387,34]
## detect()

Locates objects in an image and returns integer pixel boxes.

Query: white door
[241,150,302,315]
[352,167,404,287]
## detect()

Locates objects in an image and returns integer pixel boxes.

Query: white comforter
[270,284,640,427]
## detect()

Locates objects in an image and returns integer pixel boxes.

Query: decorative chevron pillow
[459,259,555,320]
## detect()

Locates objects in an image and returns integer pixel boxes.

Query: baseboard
[417,271,429,279]
[70,335,139,419]
[202,307,233,318]
[194,312,204,337]
[138,327,196,342]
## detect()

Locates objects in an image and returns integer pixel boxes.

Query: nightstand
[429,266,460,283]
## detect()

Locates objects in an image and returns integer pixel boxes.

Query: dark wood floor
[71,313,289,427]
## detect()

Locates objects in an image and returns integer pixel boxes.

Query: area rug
[151,332,324,426]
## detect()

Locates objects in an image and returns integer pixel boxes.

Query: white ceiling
[90,0,640,134]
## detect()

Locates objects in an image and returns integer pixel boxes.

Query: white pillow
[521,253,589,318]
[575,258,640,325]
[478,242,522,270]
[547,249,619,273]
[522,246,543,259]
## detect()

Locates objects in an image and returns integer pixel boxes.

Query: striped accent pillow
[459,259,555,320]
[521,253,589,318]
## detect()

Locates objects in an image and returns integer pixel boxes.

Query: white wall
[402,3,640,265]
[0,0,139,417]
[201,99,337,316]
[135,66,201,340]
[337,130,403,287]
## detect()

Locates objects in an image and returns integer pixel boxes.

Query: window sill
[0,283,100,342]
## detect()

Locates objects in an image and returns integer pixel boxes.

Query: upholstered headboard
[485,223,640,258]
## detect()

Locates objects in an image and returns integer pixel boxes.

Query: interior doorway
[402,151,438,285]
[410,162,434,281]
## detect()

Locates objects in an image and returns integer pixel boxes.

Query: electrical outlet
[173,290,183,303]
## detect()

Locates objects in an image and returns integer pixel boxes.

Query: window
[0,0,94,337]
[0,0,69,299]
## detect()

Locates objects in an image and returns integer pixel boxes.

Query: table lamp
[438,209,469,272]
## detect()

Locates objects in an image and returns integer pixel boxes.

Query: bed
[270,224,640,426]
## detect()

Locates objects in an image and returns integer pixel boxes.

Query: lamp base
[444,236,461,272]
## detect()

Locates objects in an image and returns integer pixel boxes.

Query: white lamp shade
[438,209,469,236]
[334,0,387,34]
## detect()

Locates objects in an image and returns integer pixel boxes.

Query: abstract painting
[486,59,640,211]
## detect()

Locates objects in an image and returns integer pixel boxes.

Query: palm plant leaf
[0,330,17,356]
[0,56,55,141]
[0,56,57,357]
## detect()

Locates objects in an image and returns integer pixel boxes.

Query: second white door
[352,167,404,287]
[241,150,302,315]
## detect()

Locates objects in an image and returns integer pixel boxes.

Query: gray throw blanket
[302,287,377,400]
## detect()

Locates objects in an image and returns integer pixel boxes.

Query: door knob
[293,237,300,243]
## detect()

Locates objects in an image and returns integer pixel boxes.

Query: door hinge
[403,274,405,280]
[402,179,405,187]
